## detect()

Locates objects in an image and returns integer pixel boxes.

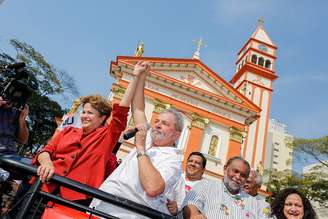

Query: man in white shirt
[243,169,271,217]
[90,61,184,218]
[166,151,207,216]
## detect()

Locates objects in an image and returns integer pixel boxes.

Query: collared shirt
[32,103,129,201]
[90,143,183,219]
[182,179,265,219]
[0,107,19,154]
[184,174,202,193]
[255,194,271,218]
[172,173,204,212]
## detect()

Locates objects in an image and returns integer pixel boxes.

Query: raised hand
[132,60,150,77]
[135,124,147,152]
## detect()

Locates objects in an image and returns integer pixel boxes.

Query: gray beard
[223,175,241,194]
[150,129,166,143]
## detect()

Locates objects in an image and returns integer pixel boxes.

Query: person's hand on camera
[19,104,29,123]
[0,96,8,107]
[37,161,55,183]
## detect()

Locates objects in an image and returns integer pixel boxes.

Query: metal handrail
[0,157,177,219]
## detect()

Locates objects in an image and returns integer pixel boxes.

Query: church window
[265,60,271,69]
[208,135,218,156]
[258,57,264,66]
[251,54,257,64]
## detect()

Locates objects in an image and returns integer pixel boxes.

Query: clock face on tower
[258,44,268,52]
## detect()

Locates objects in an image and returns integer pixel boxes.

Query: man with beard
[182,157,269,219]
[90,61,184,218]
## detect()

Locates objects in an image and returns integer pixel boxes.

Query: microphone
[123,123,150,140]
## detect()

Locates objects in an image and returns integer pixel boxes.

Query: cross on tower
[192,38,207,60]
[257,17,264,27]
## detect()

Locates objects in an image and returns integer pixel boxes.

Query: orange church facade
[109,22,278,180]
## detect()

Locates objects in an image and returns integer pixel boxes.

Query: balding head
[243,169,262,196]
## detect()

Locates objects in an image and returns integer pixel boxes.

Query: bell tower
[230,19,278,168]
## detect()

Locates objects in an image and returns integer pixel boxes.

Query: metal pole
[16,177,42,219]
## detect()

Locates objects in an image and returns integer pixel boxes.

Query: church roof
[250,23,276,47]
[110,56,261,125]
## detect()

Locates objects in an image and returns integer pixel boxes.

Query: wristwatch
[136,150,148,158]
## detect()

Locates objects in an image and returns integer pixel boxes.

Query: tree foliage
[9,39,79,97]
[292,136,328,168]
[266,136,328,207]
[266,169,328,207]
[1,39,80,153]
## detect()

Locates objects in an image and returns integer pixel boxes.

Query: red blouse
[32,104,129,201]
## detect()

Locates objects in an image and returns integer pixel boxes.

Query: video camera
[0,62,38,110]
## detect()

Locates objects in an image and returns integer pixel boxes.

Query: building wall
[264,119,293,172]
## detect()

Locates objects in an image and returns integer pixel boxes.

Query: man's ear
[174,131,181,141]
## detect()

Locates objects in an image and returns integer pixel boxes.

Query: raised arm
[131,61,149,125]
[119,61,149,108]
[130,61,166,197]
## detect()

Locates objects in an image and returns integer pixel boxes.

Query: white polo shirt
[90,144,183,219]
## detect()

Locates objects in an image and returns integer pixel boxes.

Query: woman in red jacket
[33,60,150,205]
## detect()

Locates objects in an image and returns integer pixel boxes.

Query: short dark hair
[271,188,317,219]
[187,152,207,168]
[224,156,250,177]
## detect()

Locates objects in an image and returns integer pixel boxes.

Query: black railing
[0,157,177,219]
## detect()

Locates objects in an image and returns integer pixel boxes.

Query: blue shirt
[0,107,19,154]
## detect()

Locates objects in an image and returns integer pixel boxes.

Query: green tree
[266,169,328,207]
[292,136,328,168]
[1,39,80,153]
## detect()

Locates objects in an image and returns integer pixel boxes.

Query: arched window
[258,57,264,66]
[208,135,218,156]
[265,60,271,69]
[251,54,257,64]
[242,60,245,66]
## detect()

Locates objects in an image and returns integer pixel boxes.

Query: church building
[109,21,278,180]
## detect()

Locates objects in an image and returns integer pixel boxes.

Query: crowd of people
[0,61,318,218]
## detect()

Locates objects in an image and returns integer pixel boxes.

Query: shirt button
[63,170,68,175]
[71,154,76,159]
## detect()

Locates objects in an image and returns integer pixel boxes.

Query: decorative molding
[152,99,171,113]
[111,65,123,78]
[229,127,245,143]
[203,153,222,166]
[112,85,125,100]
[190,113,209,129]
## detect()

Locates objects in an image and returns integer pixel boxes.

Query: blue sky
[1,0,327,141]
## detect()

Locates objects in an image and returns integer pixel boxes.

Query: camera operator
[0,96,29,181]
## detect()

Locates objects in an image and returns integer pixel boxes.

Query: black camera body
[0,62,38,109]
